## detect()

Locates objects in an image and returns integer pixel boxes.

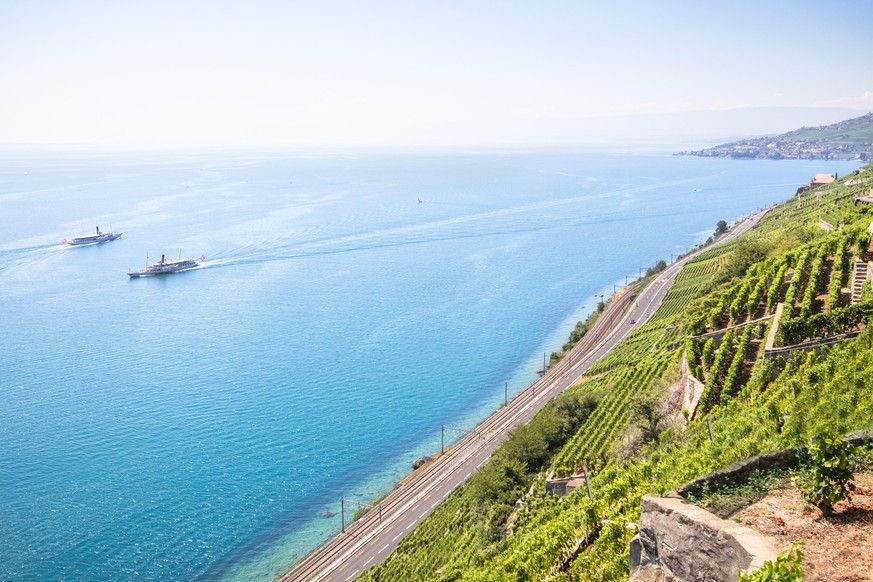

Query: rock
[632,495,778,581]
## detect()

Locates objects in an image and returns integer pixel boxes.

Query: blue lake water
[0,149,860,580]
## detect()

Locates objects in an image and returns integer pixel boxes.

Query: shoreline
[217,284,631,582]
[216,280,642,582]
[225,207,771,582]
[277,210,766,581]
[2,153,864,582]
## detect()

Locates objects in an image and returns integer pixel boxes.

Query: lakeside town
[678,112,873,161]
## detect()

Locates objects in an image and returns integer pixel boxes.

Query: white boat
[128,254,203,278]
[64,226,122,246]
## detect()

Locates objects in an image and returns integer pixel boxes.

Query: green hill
[678,112,873,160]
[356,164,873,581]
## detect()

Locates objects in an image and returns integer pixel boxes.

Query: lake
[0,149,859,580]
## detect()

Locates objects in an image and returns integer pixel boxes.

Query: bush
[465,393,597,531]
[629,392,669,445]
[716,239,772,283]
[701,337,715,370]
[645,260,667,277]
[737,542,804,581]
[794,434,858,515]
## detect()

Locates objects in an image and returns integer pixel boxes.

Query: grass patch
[686,468,791,518]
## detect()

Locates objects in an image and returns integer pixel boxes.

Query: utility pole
[341,496,345,533]
[504,382,508,407]
[342,497,381,527]
[543,351,547,374]
[442,425,477,455]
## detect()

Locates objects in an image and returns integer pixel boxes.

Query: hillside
[356,164,873,581]
[678,112,873,161]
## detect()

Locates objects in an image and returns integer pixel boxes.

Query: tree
[645,260,668,277]
[715,239,772,283]
[629,393,669,445]
[714,220,729,237]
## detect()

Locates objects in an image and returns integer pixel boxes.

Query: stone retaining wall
[630,495,777,582]
[630,431,873,581]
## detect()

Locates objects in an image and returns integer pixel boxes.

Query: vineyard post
[583,466,592,500]
[706,418,714,443]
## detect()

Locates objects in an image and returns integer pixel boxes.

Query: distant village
[678,137,868,161]
[677,112,873,161]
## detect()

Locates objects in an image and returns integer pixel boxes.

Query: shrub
[629,392,669,445]
[794,434,858,515]
[645,260,667,277]
[701,337,716,370]
[765,264,787,313]
[716,239,772,283]
[737,542,804,582]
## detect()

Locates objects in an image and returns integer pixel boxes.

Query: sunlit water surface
[0,149,859,580]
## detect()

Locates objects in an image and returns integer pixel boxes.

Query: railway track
[278,210,766,581]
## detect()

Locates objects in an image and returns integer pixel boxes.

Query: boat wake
[198,186,695,271]
[0,243,68,274]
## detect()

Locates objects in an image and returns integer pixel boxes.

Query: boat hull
[128,258,200,278]
[68,233,122,245]
[127,268,197,278]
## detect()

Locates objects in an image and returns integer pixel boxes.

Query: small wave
[0,243,68,274]
[198,204,690,272]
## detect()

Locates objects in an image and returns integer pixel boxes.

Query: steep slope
[358,165,873,582]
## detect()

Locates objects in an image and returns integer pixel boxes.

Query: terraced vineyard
[358,166,873,582]
[552,353,673,476]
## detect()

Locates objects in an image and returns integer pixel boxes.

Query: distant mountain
[677,112,873,160]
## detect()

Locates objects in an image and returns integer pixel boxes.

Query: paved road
[278,210,767,582]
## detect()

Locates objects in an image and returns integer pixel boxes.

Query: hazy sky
[2,0,871,147]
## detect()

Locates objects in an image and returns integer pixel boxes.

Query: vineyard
[358,166,873,582]
[551,352,674,476]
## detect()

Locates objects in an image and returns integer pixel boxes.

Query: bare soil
[732,472,873,581]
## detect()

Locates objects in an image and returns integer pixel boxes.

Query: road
[277,210,767,582]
